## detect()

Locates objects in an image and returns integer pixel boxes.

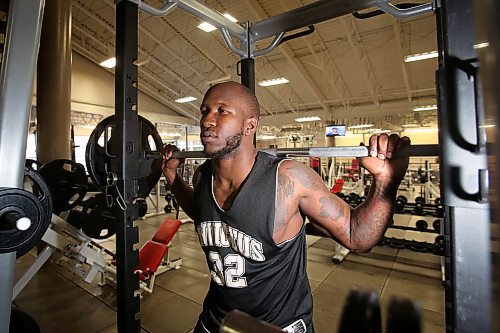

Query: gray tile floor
[12,211,445,333]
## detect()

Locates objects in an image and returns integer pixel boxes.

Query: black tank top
[193,152,313,333]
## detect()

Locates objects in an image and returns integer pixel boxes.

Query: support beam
[340,17,381,106]
[242,0,330,113]
[390,17,412,104]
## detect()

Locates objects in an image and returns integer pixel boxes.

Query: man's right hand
[161,144,184,183]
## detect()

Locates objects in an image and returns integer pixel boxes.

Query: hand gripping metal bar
[171,144,439,159]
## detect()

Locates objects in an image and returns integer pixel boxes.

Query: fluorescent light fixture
[258,78,289,87]
[81,124,96,129]
[479,124,496,128]
[223,13,238,22]
[413,104,437,112]
[197,22,217,32]
[197,13,237,32]
[404,51,438,63]
[100,57,116,68]
[258,135,276,140]
[473,42,490,49]
[348,124,373,129]
[160,132,182,137]
[402,124,419,128]
[403,128,439,133]
[295,116,321,123]
[175,96,197,103]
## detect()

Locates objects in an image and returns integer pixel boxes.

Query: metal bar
[175,0,246,40]
[12,246,55,300]
[0,0,45,331]
[134,0,177,17]
[249,0,379,42]
[115,1,141,332]
[172,144,440,159]
[375,1,433,18]
[221,310,283,333]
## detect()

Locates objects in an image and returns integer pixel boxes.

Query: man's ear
[244,117,259,136]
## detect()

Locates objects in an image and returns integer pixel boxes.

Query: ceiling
[71,0,439,136]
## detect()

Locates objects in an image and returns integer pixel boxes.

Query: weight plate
[38,159,87,214]
[387,296,421,333]
[80,193,118,239]
[85,115,163,198]
[0,167,52,257]
[338,289,382,333]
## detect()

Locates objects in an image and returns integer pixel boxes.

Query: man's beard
[204,131,243,159]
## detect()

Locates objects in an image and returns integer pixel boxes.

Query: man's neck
[212,147,258,187]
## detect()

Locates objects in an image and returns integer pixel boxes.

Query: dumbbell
[434,235,445,255]
[395,195,407,213]
[432,219,441,232]
[415,219,428,232]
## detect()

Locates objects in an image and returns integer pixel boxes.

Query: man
[162,81,410,333]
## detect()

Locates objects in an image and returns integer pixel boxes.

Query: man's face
[199,84,248,159]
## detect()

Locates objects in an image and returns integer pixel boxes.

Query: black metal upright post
[436,0,491,332]
[115,1,141,332]
[240,57,255,93]
[240,56,256,146]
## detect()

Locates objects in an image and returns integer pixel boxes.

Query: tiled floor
[12,210,445,333]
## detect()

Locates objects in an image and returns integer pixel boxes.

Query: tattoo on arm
[319,197,345,221]
[287,164,325,191]
[275,172,295,231]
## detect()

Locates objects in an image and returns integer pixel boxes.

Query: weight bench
[103,218,183,295]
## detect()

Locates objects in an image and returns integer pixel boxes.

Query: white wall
[32,52,196,135]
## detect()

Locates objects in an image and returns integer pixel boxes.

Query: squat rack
[0,0,492,332]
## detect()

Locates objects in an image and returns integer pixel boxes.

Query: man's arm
[162,145,197,219]
[289,134,410,252]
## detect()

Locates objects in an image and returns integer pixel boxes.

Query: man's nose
[201,111,216,128]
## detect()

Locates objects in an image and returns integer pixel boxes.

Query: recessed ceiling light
[223,13,238,22]
[100,57,116,68]
[175,96,197,103]
[404,51,438,62]
[348,124,373,129]
[197,13,238,33]
[197,22,217,32]
[160,132,182,137]
[403,127,439,133]
[258,78,289,87]
[473,42,490,49]
[258,135,276,140]
[413,105,437,112]
[295,116,321,123]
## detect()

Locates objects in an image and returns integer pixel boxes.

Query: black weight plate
[338,289,382,333]
[86,115,163,198]
[387,296,421,333]
[80,193,118,239]
[10,307,41,333]
[0,167,52,257]
[38,159,87,214]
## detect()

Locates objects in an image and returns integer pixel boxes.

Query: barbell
[171,144,439,159]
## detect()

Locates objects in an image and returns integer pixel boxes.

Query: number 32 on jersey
[208,251,247,288]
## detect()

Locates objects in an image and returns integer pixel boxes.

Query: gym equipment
[172,144,439,159]
[104,219,182,295]
[415,220,428,232]
[394,195,444,217]
[0,167,52,257]
[79,193,119,240]
[9,307,41,333]
[220,310,283,333]
[386,296,421,333]
[338,289,382,333]
[12,215,182,300]
[38,159,87,214]
[85,115,163,198]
